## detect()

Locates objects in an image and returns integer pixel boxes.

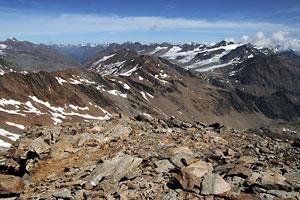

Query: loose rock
[201,173,231,195]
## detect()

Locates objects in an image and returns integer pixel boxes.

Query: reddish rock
[175,160,213,190]
[0,174,24,194]
[227,165,253,178]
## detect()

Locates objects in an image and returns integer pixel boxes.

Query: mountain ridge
[0,38,82,73]
[0,38,299,148]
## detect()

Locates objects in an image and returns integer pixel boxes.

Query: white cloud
[241,31,300,52]
[0,13,299,37]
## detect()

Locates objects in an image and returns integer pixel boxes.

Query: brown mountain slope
[0,38,81,72]
[0,57,275,148]
[2,48,300,147]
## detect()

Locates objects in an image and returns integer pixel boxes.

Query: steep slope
[1,41,299,148]
[85,48,300,131]
[1,49,279,148]
[52,40,278,75]
[229,52,300,99]
[202,51,300,125]
[0,38,81,73]
[85,49,141,76]
[85,48,289,126]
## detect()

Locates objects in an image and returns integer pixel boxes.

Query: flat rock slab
[86,154,142,187]
[0,174,25,194]
[238,156,258,165]
[227,165,252,178]
[154,159,174,173]
[29,137,50,155]
[267,190,299,199]
[52,189,73,199]
[175,160,213,190]
[201,173,231,195]
[259,172,292,191]
[284,172,300,189]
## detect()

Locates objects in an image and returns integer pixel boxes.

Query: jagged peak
[213,40,235,48]
[4,37,18,42]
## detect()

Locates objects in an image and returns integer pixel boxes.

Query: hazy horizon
[0,0,299,49]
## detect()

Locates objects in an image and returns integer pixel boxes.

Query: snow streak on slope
[91,54,115,67]
[6,122,25,129]
[159,43,243,72]
[0,128,19,148]
[186,43,242,72]
[29,96,111,124]
[150,46,168,55]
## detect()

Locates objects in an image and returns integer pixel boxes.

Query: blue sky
[0,0,299,44]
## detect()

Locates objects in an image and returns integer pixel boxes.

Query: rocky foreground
[0,115,300,200]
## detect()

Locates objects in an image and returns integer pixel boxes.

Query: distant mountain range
[0,37,81,73]
[0,37,299,148]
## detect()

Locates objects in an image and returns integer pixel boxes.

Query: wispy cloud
[276,6,300,14]
[241,31,300,52]
[0,12,299,38]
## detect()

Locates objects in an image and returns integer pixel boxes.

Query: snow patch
[187,43,242,71]
[161,46,182,59]
[0,98,25,116]
[69,105,89,111]
[69,75,95,85]
[107,90,127,98]
[69,78,82,84]
[0,69,5,76]
[56,77,67,85]
[24,101,43,115]
[196,63,233,72]
[160,73,169,78]
[0,128,20,148]
[0,99,22,106]
[6,122,25,129]
[123,83,131,90]
[154,75,168,84]
[142,113,152,118]
[91,54,115,67]
[228,67,244,77]
[119,64,139,77]
[0,44,7,49]
[150,46,168,54]
[282,127,297,133]
[95,106,111,116]
[99,61,126,76]
[147,93,154,98]
[29,96,110,124]
[96,85,106,92]
[140,91,149,102]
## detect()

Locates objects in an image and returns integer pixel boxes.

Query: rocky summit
[0,114,299,200]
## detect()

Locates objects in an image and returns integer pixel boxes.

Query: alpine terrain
[0,38,299,199]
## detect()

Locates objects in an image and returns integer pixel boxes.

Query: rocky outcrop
[0,174,24,195]
[0,115,299,199]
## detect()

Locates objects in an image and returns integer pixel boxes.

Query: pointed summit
[5,37,17,42]
[9,37,17,41]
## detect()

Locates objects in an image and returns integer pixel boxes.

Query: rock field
[0,114,299,199]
